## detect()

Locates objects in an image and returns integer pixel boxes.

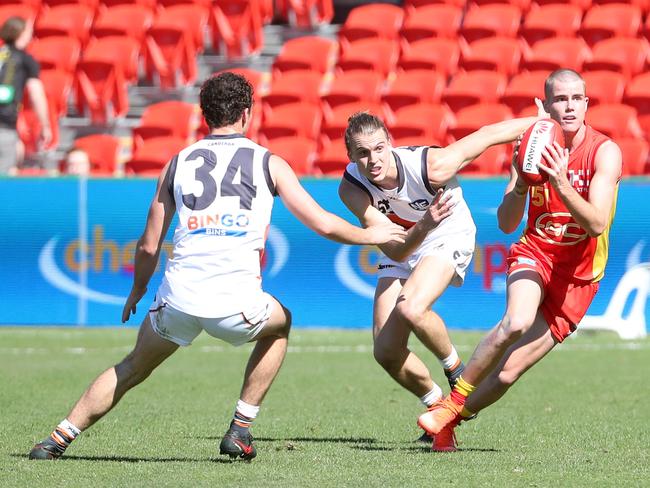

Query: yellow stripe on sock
[461,407,474,418]
[455,376,476,397]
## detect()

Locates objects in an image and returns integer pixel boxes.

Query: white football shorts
[148,292,274,347]
[377,230,475,286]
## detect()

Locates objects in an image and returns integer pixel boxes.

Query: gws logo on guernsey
[409,199,430,211]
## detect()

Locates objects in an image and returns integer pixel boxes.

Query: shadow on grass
[350,445,500,453]
[198,436,378,444]
[12,453,237,464]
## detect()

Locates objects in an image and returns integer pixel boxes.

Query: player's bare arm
[270,154,407,245]
[122,161,177,322]
[339,179,454,261]
[425,116,539,186]
[540,140,622,236]
[425,99,548,186]
[497,140,530,234]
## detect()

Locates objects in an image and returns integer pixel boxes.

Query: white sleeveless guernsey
[157,134,276,317]
[344,145,476,239]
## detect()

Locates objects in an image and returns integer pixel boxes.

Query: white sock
[59,419,81,438]
[439,347,460,370]
[420,384,443,407]
[235,399,260,420]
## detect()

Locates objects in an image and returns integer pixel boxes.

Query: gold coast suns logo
[534,212,588,245]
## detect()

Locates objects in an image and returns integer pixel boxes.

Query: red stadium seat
[0,5,37,28]
[336,38,399,77]
[519,4,583,46]
[17,70,71,155]
[262,71,324,118]
[74,36,140,123]
[126,136,187,175]
[389,104,455,145]
[98,0,156,11]
[276,0,334,28]
[144,24,198,88]
[397,38,460,77]
[587,104,644,140]
[583,37,649,81]
[315,143,349,176]
[623,72,650,117]
[338,3,404,50]
[91,5,154,43]
[41,0,98,9]
[133,101,198,152]
[381,70,445,116]
[459,144,511,176]
[404,0,466,13]
[617,137,649,176]
[393,135,442,148]
[257,102,321,146]
[84,36,141,84]
[321,71,384,112]
[623,73,650,139]
[500,70,548,115]
[582,71,626,106]
[211,0,264,59]
[578,3,642,46]
[441,70,508,112]
[468,0,532,11]
[27,36,80,75]
[400,4,463,42]
[34,5,94,45]
[460,36,522,76]
[319,101,385,149]
[447,103,514,142]
[72,134,122,175]
[0,0,40,10]
[460,4,522,43]
[272,36,337,77]
[531,0,591,8]
[521,37,591,72]
[593,0,649,13]
[157,0,211,11]
[266,136,317,176]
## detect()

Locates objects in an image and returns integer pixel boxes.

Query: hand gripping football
[516,118,565,186]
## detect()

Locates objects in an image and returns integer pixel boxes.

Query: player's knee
[116,354,153,386]
[394,298,425,329]
[496,367,522,388]
[497,314,531,344]
[373,342,400,371]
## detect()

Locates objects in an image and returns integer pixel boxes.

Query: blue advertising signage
[1,177,648,334]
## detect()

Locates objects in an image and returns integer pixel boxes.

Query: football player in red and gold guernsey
[418,68,622,450]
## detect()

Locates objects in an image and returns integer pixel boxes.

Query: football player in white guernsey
[338,108,545,449]
[29,73,406,462]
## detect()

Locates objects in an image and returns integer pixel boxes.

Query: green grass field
[1,327,648,487]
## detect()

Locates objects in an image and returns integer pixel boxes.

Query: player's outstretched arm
[426,116,540,186]
[271,155,406,245]
[540,140,622,236]
[339,178,454,261]
[122,161,177,323]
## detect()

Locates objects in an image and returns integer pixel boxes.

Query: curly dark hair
[199,72,253,130]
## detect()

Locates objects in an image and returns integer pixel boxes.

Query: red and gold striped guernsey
[520,125,619,283]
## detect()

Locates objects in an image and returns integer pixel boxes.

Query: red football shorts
[507,243,599,342]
